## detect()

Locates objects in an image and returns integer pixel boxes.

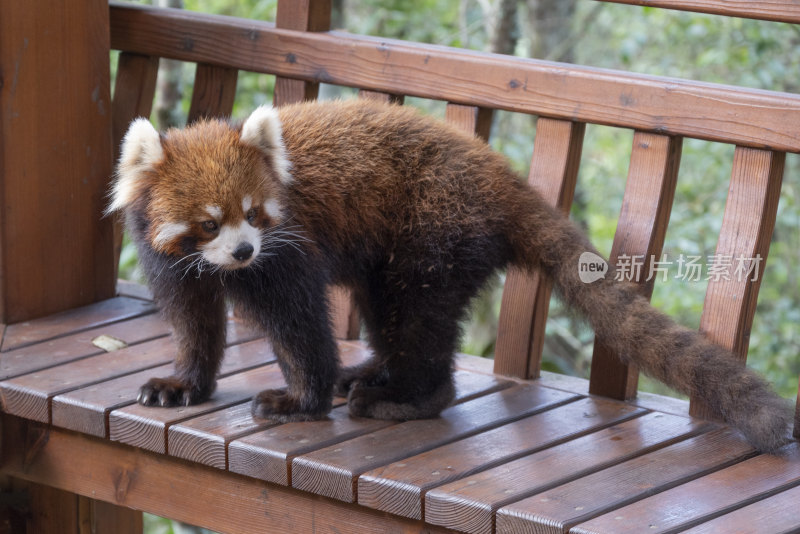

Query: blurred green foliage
[117,0,799,402]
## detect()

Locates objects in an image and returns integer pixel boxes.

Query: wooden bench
[1,1,799,532]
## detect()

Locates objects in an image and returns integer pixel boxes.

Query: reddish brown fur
[120,99,791,452]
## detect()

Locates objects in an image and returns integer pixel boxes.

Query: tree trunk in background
[489,0,519,55]
[525,0,577,62]
[155,0,185,129]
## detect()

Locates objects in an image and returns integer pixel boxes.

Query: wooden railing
[108,1,800,413]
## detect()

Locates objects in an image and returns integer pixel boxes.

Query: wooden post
[0,0,117,324]
[0,2,141,531]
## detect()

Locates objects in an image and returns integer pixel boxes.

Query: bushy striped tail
[506,182,792,452]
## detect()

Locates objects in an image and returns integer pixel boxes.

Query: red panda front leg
[138,272,227,407]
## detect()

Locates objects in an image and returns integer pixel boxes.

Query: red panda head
[107,106,292,271]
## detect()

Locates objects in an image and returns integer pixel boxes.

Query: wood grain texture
[110,53,159,275]
[599,0,800,24]
[589,133,682,400]
[680,483,800,534]
[109,363,285,454]
[495,428,755,534]
[0,336,177,423]
[1,414,456,534]
[227,367,511,486]
[167,339,371,469]
[494,118,585,379]
[570,442,800,534]
[108,3,800,153]
[691,147,784,419]
[51,337,274,438]
[0,312,168,380]
[186,63,238,124]
[357,398,646,520]
[423,412,703,534]
[272,0,330,107]
[0,0,116,324]
[1,297,155,352]
[290,385,579,503]
[444,103,493,141]
[1,319,260,424]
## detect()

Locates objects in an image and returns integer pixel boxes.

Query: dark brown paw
[334,363,385,397]
[137,376,213,407]
[347,380,455,420]
[251,388,330,422]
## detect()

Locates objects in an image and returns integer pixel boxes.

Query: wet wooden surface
[2,295,798,533]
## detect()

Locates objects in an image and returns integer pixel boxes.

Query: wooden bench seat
[2,0,799,532]
[3,290,800,533]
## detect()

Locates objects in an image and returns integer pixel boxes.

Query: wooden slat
[494,118,585,379]
[0,319,260,423]
[589,133,682,400]
[1,414,455,534]
[599,0,800,24]
[1,296,155,352]
[570,443,800,534]
[166,340,370,468]
[495,428,755,534]
[444,103,493,141]
[691,147,784,419]
[227,368,511,485]
[109,363,285,454]
[358,398,646,520]
[50,337,274,438]
[0,0,116,324]
[0,312,168,380]
[186,63,238,123]
[424,413,703,534]
[680,484,800,534]
[272,0,330,106]
[358,89,404,105]
[290,385,579,502]
[108,3,800,153]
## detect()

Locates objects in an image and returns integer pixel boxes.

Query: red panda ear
[239,105,292,184]
[106,118,163,215]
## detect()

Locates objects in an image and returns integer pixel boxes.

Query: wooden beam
[0,414,453,534]
[596,0,800,25]
[108,2,800,154]
[0,0,116,323]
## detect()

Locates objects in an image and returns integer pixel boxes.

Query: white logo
[578,252,608,283]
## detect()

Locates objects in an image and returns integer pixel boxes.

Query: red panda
[107,99,791,452]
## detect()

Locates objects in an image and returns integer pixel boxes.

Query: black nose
[232,242,254,261]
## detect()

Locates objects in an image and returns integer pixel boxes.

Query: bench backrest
[107,0,799,423]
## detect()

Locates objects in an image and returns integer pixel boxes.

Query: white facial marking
[240,105,293,185]
[263,198,284,220]
[201,220,262,269]
[205,205,223,220]
[242,195,253,213]
[153,222,189,248]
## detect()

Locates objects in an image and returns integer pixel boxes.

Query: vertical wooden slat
[588,132,682,399]
[795,377,800,440]
[690,147,785,419]
[494,118,585,379]
[186,63,238,124]
[273,0,331,106]
[357,89,404,105]
[111,52,159,276]
[0,0,116,323]
[444,103,493,141]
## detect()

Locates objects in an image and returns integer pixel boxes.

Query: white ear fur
[106,118,163,214]
[240,105,293,185]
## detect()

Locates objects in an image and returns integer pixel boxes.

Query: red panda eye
[246,207,258,223]
[202,220,219,233]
